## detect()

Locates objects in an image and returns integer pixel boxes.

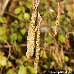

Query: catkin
[26,0,38,59]
[53,2,61,36]
[34,13,42,73]
[26,0,40,60]
[26,11,37,59]
[34,26,40,73]
[26,0,41,73]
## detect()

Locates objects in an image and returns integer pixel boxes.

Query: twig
[64,51,74,55]
[0,37,11,58]
[5,11,26,23]
[0,67,3,74]
[0,44,27,48]
[65,32,74,38]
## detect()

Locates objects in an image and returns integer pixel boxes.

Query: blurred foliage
[0,0,74,74]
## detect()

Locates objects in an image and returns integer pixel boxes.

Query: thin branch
[0,67,3,74]
[65,32,74,38]
[0,44,27,48]
[5,11,26,23]
[0,37,11,58]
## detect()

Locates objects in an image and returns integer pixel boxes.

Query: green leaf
[0,56,7,66]
[11,33,17,41]
[20,22,25,26]
[0,16,6,23]
[43,64,48,69]
[17,34,22,42]
[14,7,22,14]
[58,34,65,43]
[28,66,35,74]
[14,20,19,24]
[19,1,23,6]
[0,16,4,23]
[46,32,49,37]
[49,61,55,69]
[15,44,21,52]
[58,64,63,70]
[6,61,12,68]
[23,13,30,21]
[52,2,57,8]
[10,26,17,32]
[16,59,22,64]
[27,4,32,9]
[18,65,27,74]
[0,35,7,43]
[18,13,23,20]
[22,56,28,61]
[61,15,66,19]
[0,27,6,35]
[0,26,7,43]
[64,56,69,62]
[45,37,53,44]
[8,33,18,44]
[6,69,13,74]
[20,28,26,35]
[22,6,25,13]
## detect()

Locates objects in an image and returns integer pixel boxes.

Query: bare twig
[65,32,74,38]
[0,66,3,74]
[0,37,11,58]
[0,44,27,48]
[5,11,26,23]
[65,32,74,50]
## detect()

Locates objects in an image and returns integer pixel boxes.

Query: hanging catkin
[26,0,41,73]
[26,0,40,61]
[26,0,37,61]
[34,13,42,73]
[53,2,61,37]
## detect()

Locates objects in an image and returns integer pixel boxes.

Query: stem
[0,37,11,59]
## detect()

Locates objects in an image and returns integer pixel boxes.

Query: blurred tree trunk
[0,0,9,15]
[6,0,18,25]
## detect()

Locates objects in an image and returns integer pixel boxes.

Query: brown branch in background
[0,67,3,74]
[0,37,11,59]
[5,11,26,23]
[0,44,27,48]
[65,32,74,50]
[0,0,10,15]
[6,0,18,25]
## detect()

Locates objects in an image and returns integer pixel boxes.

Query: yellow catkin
[53,2,61,36]
[26,11,37,59]
[34,13,42,73]
[26,0,41,73]
[26,0,41,60]
[34,26,40,73]
[26,0,38,60]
